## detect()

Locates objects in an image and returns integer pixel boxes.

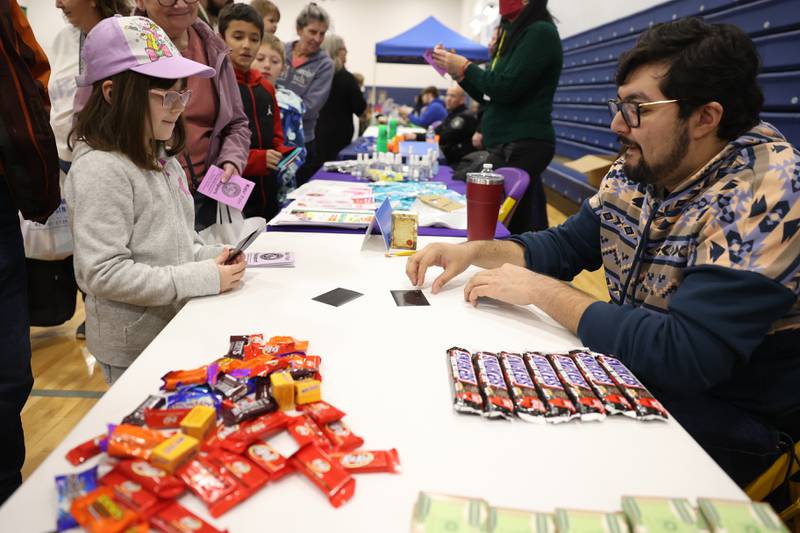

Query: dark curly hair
[616,17,763,141]
[95,0,132,18]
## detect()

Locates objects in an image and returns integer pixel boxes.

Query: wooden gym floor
[21,195,609,479]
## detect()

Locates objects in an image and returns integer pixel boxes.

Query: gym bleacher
[543,0,800,205]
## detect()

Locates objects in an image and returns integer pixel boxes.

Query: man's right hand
[406,243,475,294]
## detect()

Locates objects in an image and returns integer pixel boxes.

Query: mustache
[617,136,640,148]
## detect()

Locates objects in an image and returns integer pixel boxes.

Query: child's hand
[215,248,246,293]
[266,149,282,171]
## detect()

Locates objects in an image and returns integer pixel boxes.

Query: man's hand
[266,149,282,171]
[463,263,537,307]
[432,45,468,80]
[220,162,238,183]
[472,131,483,150]
[406,243,475,293]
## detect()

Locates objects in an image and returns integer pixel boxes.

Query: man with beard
[404,18,800,488]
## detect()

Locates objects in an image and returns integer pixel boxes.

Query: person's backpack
[0,0,60,223]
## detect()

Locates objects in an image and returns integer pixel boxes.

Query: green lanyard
[491,31,507,71]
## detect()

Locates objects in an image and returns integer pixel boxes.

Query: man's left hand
[463,263,538,307]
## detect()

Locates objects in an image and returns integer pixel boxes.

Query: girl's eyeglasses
[150,89,192,110]
[607,98,679,128]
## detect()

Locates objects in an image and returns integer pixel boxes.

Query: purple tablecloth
[267,167,509,239]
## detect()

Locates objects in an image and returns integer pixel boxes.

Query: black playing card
[312,288,364,307]
[391,289,430,307]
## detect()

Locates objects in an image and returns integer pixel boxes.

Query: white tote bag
[19,198,73,260]
[199,202,266,246]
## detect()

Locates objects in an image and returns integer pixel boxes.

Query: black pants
[294,139,320,188]
[655,390,785,488]
[487,139,554,234]
[0,176,33,505]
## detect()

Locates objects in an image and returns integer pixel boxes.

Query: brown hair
[422,86,439,98]
[69,71,186,171]
[250,0,280,21]
[260,32,285,63]
[95,0,132,18]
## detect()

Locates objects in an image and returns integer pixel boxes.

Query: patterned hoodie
[512,122,800,431]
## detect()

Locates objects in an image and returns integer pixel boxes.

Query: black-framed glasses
[156,0,199,7]
[150,88,192,109]
[607,98,679,128]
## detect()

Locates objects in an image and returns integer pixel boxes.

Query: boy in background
[250,0,280,34]
[254,33,307,199]
[219,3,292,220]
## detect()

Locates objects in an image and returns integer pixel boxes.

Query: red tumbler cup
[466,166,504,241]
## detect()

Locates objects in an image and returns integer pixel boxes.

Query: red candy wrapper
[202,422,242,452]
[291,443,356,508]
[246,441,294,480]
[99,469,163,519]
[332,449,401,474]
[220,412,289,454]
[115,460,185,499]
[287,416,330,451]
[299,401,344,425]
[144,407,192,429]
[66,433,105,466]
[106,424,166,461]
[150,501,229,533]
[209,450,270,491]
[322,420,364,452]
[177,456,251,518]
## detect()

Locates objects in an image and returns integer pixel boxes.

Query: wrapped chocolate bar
[473,351,514,420]
[247,441,295,480]
[220,412,289,454]
[288,415,331,451]
[122,394,165,426]
[166,385,221,410]
[99,470,162,520]
[446,347,484,415]
[499,352,547,423]
[150,501,229,533]
[321,420,364,452]
[227,335,256,359]
[177,456,251,518]
[221,396,277,426]
[291,443,356,508]
[208,450,270,491]
[597,355,668,421]
[332,449,401,474]
[570,350,634,417]
[65,434,106,466]
[56,465,98,532]
[115,460,186,499]
[547,353,605,421]
[213,374,250,402]
[524,352,577,423]
[299,401,345,425]
[70,486,140,533]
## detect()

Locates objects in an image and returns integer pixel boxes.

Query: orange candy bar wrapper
[246,441,295,480]
[70,486,140,533]
[144,407,192,429]
[322,420,364,452]
[332,449,402,474]
[115,460,185,500]
[66,433,106,466]
[150,501,229,533]
[291,443,355,508]
[244,336,309,359]
[161,366,208,391]
[106,424,165,461]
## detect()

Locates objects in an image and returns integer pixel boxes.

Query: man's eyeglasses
[607,98,679,128]
[150,88,192,109]
[156,0,199,7]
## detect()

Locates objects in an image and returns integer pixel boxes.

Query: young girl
[65,16,247,384]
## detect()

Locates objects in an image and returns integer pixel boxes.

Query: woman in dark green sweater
[433,0,562,233]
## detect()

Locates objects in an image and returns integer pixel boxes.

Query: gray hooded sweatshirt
[279,42,334,144]
[65,142,223,368]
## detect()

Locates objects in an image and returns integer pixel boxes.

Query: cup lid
[466,171,504,185]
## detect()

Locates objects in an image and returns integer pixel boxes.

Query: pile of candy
[410,492,788,533]
[56,335,401,532]
[448,348,668,424]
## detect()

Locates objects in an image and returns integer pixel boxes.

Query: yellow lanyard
[491,31,507,71]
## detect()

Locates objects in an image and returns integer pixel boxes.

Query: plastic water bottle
[425,125,435,144]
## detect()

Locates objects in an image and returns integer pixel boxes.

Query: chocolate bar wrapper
[473,351,514,420]
[547,353,605,421]
[523,352,577,423]
[447,347,484,415]
[570,350,635,417]
[597,355,668,421]
[499,352,547,423]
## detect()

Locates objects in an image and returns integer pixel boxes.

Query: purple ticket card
[197,165,255,210]
[423,48,447,77]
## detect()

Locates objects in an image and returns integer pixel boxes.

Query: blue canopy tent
[374,16,489,64]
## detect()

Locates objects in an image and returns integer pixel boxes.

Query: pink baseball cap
[77,16,215,87]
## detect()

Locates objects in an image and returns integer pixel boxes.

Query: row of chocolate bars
[56,334,400,533]
[447,347,668,423]
[410,492,788,533]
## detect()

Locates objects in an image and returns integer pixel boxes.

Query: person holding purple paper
[65,16,247,384]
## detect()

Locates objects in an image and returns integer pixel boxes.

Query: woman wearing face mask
[135,0,251,230]
[278,2,334,186]
[433,0,562,234]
